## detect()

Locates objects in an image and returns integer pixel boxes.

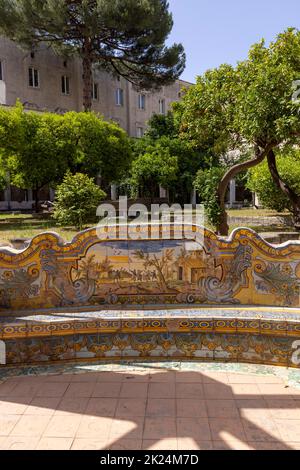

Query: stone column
[111,184,118,201]
[49,188,55,201]
[229,179,236,208]
[159,186,167,198]
[96,173,102,187]
[190,189,197,206]
[4,172,11,211]
[4,185,11,211]
[254,192,261,207]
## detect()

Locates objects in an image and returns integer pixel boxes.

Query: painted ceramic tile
[5,339,22,364]
[130,333,158,357]
[214,334,240,360]
[175,333,202,357]
[0,227,299,311]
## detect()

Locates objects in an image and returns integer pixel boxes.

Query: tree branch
[218,141,277,204]
[267,149,300,206]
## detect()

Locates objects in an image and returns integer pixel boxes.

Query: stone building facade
[0,37,191,137]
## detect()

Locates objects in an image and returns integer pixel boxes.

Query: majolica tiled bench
[0,226,300,367]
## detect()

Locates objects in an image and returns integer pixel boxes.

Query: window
[61,75,70,95]
[138,94,146,110]
[116,88,124,106]
[0,61,3,81]
[159,98,166,115]
[92,82,99,101]
[28,67,39,88]
[136,127,144,138]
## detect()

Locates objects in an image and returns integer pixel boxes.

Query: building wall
[0,38,82,113]
[0,37,192,137]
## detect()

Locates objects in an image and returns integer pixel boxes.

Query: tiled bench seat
[1,306,300,368]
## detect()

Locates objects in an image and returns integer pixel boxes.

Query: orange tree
[174,29,300,235]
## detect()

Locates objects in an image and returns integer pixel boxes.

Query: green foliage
[0,104,132,200]
[247,150,300,212]
[0,170,7,190]
[175,29,300,152]
[0,104,69,196]
[133,112,209,203]
[0,0,185,110]
[145,112,178,140]
[134,136,207,203]
[130,149,178,198]
[0,162,8,191]
[61,112,132,183]
[53,172,106,230]
[194,167,225,226]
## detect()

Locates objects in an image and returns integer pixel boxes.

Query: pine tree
[0,0,185,111]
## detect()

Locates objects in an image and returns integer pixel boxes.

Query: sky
[167,0,300,83]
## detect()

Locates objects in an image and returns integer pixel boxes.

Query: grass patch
[228,224,294,234]
[0,213,32,220]
[227,208,290,218]
[0,209,295,246]
[0,214,95,244]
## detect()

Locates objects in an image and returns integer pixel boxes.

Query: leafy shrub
[194,167,225,227]
[247,152,300,212]
[53,172,106,231]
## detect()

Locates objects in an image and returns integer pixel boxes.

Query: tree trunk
[267,149,300,231]
[82,38,93,112]
[216,143,276,236]
[152,256,169,291]
[217,200,229,237]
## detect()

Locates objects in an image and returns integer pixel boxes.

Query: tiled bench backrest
[0,226,299,312]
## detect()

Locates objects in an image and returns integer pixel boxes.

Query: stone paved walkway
[0,362,300,450]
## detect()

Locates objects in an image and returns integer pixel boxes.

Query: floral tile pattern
[1,329,300,368]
